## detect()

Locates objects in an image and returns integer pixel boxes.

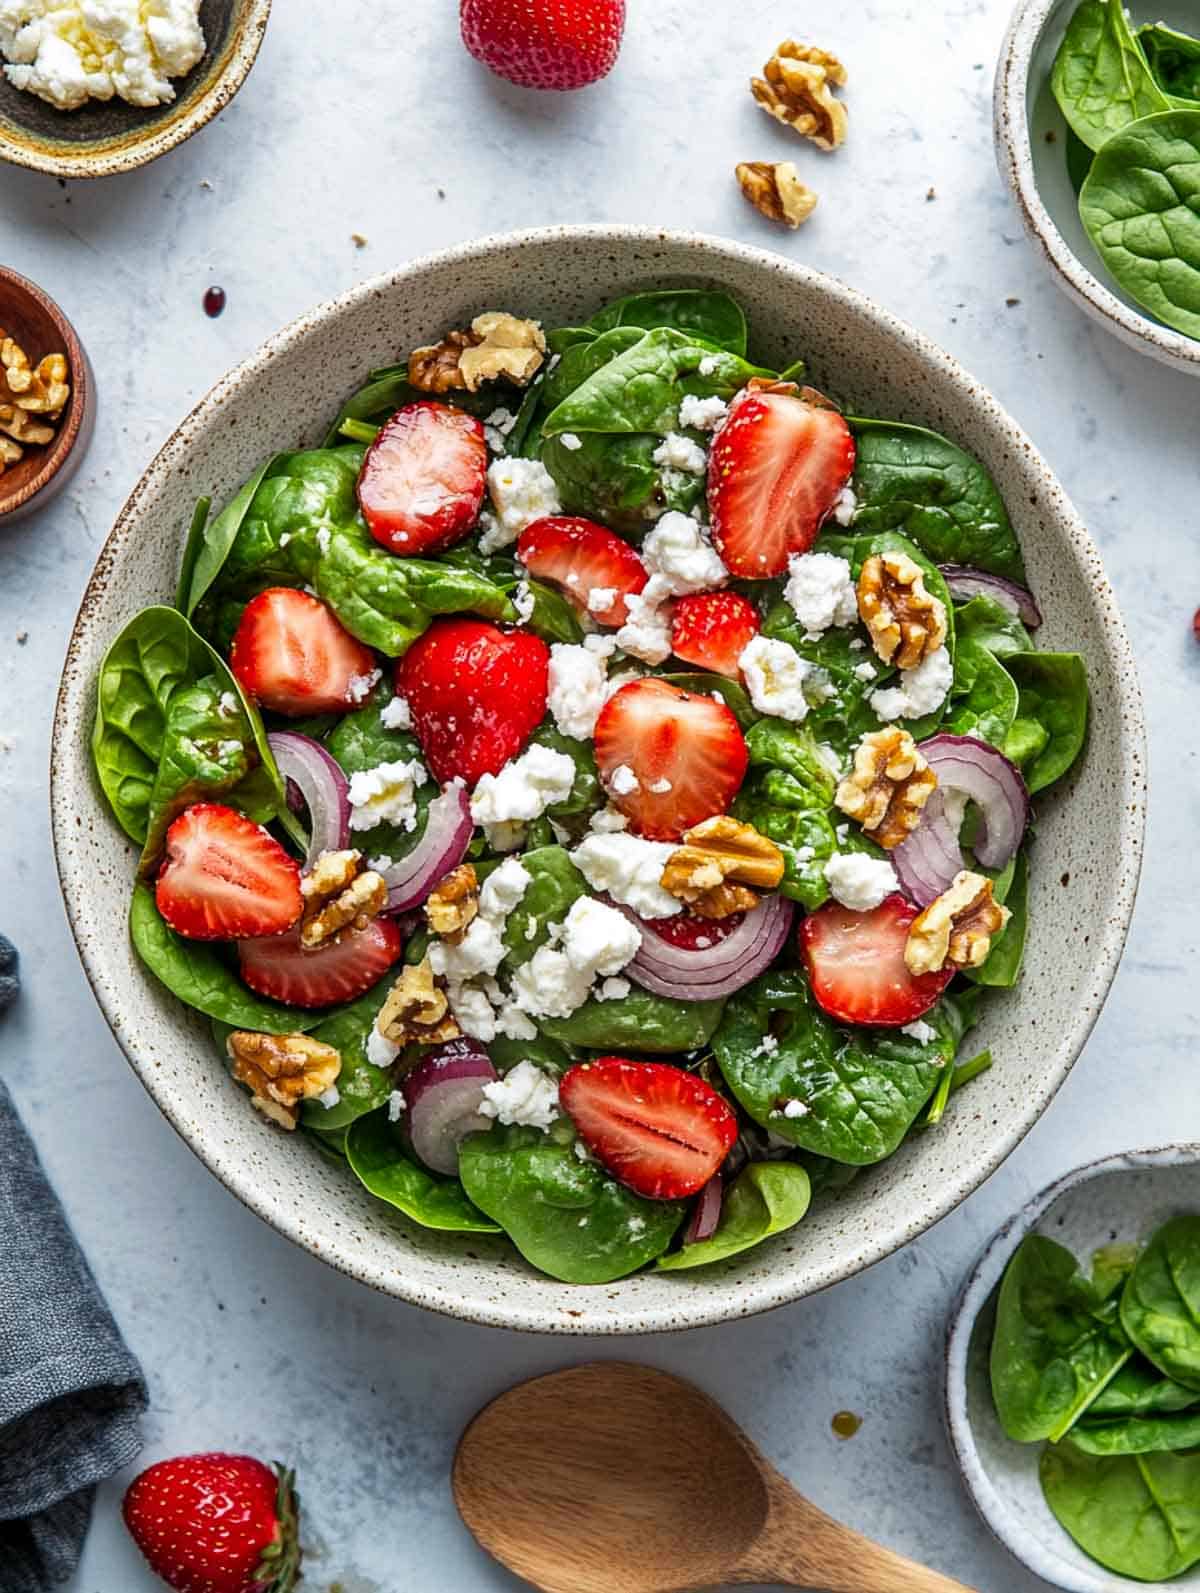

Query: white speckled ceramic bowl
[995,0,1200,376]
[52,227,1146,1333]
[946,1147,1200,1591]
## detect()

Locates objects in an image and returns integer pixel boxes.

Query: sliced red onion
[403,1041,497,1176]
[938,565,1042,629]
[620,894,795,1002]
[267,732,349,869]
[683,1177,723,1245]
[379,781,473,913]
[893,734,1030,906]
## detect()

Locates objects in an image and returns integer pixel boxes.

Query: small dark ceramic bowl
[0,0,271,179]
[0,267,94,524]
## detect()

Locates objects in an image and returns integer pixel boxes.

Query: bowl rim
[994,0,1200,376]
[51,224,1148,1332]
[0,0,272,179]
[944,1143,1200,1591]
[0,266,92,519]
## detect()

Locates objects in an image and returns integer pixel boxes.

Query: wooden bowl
[0,268,93,525]
[0,0,271,179]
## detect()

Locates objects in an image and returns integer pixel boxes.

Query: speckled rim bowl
[0,0,271,179]
[995,0,1200,376]
[945,1146,1200,1591]
[51,226,1146,1334]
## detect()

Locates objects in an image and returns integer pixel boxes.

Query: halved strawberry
[358,401,487,556]
[646,909,746,949]
[156,804,302,942]
[396,616,549,786]
[229,588,379,716]
[707,386,856,579]
[670,591,761,677]
[461,0,626,91]
[799,894,953,1028]
[560,1058,737,1200]
[593,677,748,840]
[238,917,403,1009]
[516,516,647,627]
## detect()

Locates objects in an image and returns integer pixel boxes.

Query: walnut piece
[408,312,546,395]
[0,404,54,447]
[0,337,70,418]
[904,871,1011,976]
[299,849,387,950]
[751,40,848,152]
[227,1031,342,1131]
[736,162,818,229]
[835,728,938,849]
[376,957,460,1047]
[857,551,948,670]
[425,863,479,943]
[661,815,785,919]
[0,434,22,470]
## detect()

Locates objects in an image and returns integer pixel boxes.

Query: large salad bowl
[52,227,1145,1332]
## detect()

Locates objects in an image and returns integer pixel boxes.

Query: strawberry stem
[255,1465,302,1592]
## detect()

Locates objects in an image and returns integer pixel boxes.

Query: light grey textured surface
[0,1,1191,1588]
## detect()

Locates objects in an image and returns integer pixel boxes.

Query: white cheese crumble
[217,691,239,719]
[613,591,673,665]
[480,1059,561,1130]
[824,852,899,912]
[781,1098,809,1119]
[697,354,722,376]
[560,432,583,452]
[482,458,561,553]
[483,406,518,454]
[547,642,607,741]
[589,805,628,834]
[901,1019,937,1043]
[831,484,858,526]
[738,635,815,722]
[512,580,536,624]
[379,693,412,731]
[783,551,858,636]
[0,0,206,110]
[610,763,640,795]
[587,586,617,616]
[596,976,631,1001]
[678,393,729,432]
[429,916,507,983]
[641,511,727,599]
[571,831,681,919]
[347,669,382,705]
[347,758,427,833]
[869,646,953,722]
[853,661,878,682]
[511,896,642,1019]
[368,1029,401,1069]
[387,1089,406,1122]
[478,855,533,922]
[652,432,708,477]
[470,743,576,829]
[318,1084,341,1110]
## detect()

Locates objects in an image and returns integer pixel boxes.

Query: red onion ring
[683,1176,723,1245]
[617,894,795,1001]
[403,1041,497,1176]
[892,734,1030,906]
[379,781,473,913]
[267,731,349,869]
[938,565,1042,629]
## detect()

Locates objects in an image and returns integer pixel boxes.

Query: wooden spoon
[454,1363,977,1593]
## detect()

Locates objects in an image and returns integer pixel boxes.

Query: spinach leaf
[965,850,1028,988]
[743,719,837,804]
[1120,1216,1200,1391]
[587,288,749,355]
[656,1163,811,1271]
[175,495,213,614]
[712,972,960,1163]
[487,1032,575,1077]
[137,676,255,874]
[345,1110,500,1233]
[130,883,317,1033]
[953,594,1032,660]
[848,420,1025,580]
[1066,126,1096,195]
[1001,652,1089,793]
[1079,108,1200,340]
[1068,1407,1200,1455]
[214,448,365,598]
[299,975,398,1131]
[323,365,502,447]
[1052,0,1169,152]
[542,431,702,535]
[1140,22,1200,104]
[1090,1358,1200,1418]
[947,639,1019,749]
[661,673,761,731]
[538,989,726,1055]
[991,1234,1132,1443]
[522,579,584,645]
[539,327,648,414]
[457,1122,683,1282]
[1040,1443,1200,1580]
[180,457,276,616]
[499,845,589,970]
[324,697,436,866]
[732,723,839,909]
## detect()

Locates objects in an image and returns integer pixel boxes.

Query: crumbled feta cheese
[470,743,576,829]
[318,1084,340,1110]
[478,856,532,922]
[379,693,412,731]
[429,916,507,982]
[738,636,814,722]
[853,661,878,682]
[512,897,641,1019]
[698,354,722,376]
[596,976,631,1001]
[641,511,727,599]
[547,642,607,741]
[831,484,858,526]
[484,406,518,454]
[483,458,562,552]
[589,806,628,834]
[571,832,681,918]
[652,433,708,477]
[587,586,617,615]
[869,646,953,722]
[781,1098,810,1119]
[512,580,536,624]
[217,691,239,719]
[901,1019,937,1043]
[480,1060,561,1130]
[316,526,332,556]
[783,551,857,635]
[849,637,866,652]
[560,432,583,452]
[367,854,394,874]
[610,763,640,795]
[573,1137,594,1162]
[387,1089,406,1122]
[347,669,382,705]
[368,1028,401,1069]
[447,982,499,1041]
[483,821,526,853]
[584,631,619,658]
[824,852,899,912]
[347,758,427,833]
[678,393,729,432]
[614,591,673,665]
[815,743,843,776]
[648,777,672,794]
[0,0,206,110]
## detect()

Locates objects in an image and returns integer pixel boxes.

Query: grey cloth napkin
[0,1080,147,1589]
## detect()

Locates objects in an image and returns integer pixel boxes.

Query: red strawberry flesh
[669,590,761,677]
[358,401,487,556]
[516,515,647,627]
[156,804,302,942]
[800,894,953,1028]
[229,588,379,716]
[238,916,404,1009]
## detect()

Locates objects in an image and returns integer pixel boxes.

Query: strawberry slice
[708,386,856,579]
[229,588,379,716]
[560,1058,737,1200]
[238,916,403,1009]
[516,515,647,627]
[593,677,748,841]
[670,591,761,677]
[646,909,746,949]
[396,616,550,786]
[156,804,302,942]
[358,401,487,557]
[799,894,953,1028]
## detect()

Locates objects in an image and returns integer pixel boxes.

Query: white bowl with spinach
[52,228,1144,1332]
[996,0,1200,373]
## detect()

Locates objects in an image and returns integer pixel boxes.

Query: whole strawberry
[123,1453,300,1593]
[461,0,625,90]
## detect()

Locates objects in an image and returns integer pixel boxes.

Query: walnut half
[409,312,546,395]
[736,162,818,229]
[300,849,387,950]
[376,957,460,1047]
[904,871,1011,976]
[425,863,479,943]
[835,728,938,849]
[751,41,848,152]
[661,815,785,919]
[227,1031,342,1131]
[857,551,948,670]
